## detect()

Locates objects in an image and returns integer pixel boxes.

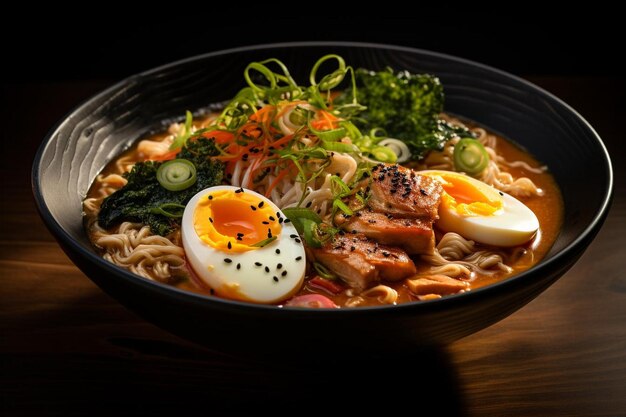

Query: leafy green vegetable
[338,68,472,159]
[98,138,224,236]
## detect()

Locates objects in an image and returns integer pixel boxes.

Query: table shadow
[2,294,468,416]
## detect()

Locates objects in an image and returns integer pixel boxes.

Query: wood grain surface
[1,77,624,416]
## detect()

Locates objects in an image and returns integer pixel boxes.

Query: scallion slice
[453,138,489,175]
[156,159,197,191]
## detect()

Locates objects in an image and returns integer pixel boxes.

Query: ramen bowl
[32,43,612,356]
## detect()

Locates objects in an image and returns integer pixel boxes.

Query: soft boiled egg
[420,170,539,247]
[181,185,305,304]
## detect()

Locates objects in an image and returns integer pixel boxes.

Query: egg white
[437,191,539,246]
[422,171,540,247]
[181,185,305,304]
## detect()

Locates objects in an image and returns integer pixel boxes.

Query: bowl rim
[32,41,614,315]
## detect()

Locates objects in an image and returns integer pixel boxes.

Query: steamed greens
[98,138,224,235]
[338,68,472,157]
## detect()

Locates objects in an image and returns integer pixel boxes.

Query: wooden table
[2,77,625,416]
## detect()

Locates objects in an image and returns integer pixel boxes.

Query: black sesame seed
[250,205,257,211]
[224,258,232,263]
[236,263,241,270]
[277,263,283,269]
[209,217,214,223]
[235,188,242,193]
[294,238,301,243]
[262,221,270,225]
[306,201,312,208]
[273,276,279,282]
[362,172,370,178]
[278,218,284,224]
[258,201,264,208]
[269,216,275,221]
[276,212,282,218]
[265,266,270,273]
[208,195,213,200]
[275,249,281,254]
[281,270,287,277]
[295,256,302,261]
[499,191,504,196]
[255,262,262,266]
[210,288,215,295]
[227,241,232,249]
[290,234,298,239]
[236,236,243,241]
[382,251,390,257]
[284,218,291,223]
[350,246,356,251]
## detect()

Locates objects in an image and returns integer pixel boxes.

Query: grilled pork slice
[335,210,436,255]
[355,164,443,221]
[406,275,470,296]
[311,233,417,289]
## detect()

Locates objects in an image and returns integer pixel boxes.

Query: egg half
[181,185,305,304]
[420,170,539,246]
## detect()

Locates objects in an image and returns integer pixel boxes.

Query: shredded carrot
[270,133,294,148]
[201,130,235,144]
[310,110,340,131]
[265,166,291,197]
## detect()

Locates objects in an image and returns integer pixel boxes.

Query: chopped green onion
[169,110,193,150]
[378,138,411,163]
[244,62,277,92]
[307,117,347,142]
[310,55,347,91]
[301,218,322,248]
[339,121,363,140]
[282,207,322,234]
[250,236,277,247]
[371,146,398,163]
[156,159,197,191]
[313,262,337,280]
[288,106,311,126]
[369,127,387,138]
[332,199,353,216]
[320,140,356,153]
[330,175,351,195]
[149,203,186,218]
[453,138,489,175]
[316,128,347,142]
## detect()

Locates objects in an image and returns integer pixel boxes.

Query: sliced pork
[334,210,436,255]
[356,164,443,221]
[311,233,416,289]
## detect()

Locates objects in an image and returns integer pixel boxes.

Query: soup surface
[83,56,563,308]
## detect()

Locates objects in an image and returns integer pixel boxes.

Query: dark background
[2,10,622,83]
[3,10,626,417]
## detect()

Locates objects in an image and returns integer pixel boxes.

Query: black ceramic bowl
[32,42,612,356]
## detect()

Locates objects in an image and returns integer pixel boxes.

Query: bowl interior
[34,43,612,301]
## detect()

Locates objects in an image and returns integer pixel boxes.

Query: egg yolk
[431,172,503,217]
[193,189,282,252]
